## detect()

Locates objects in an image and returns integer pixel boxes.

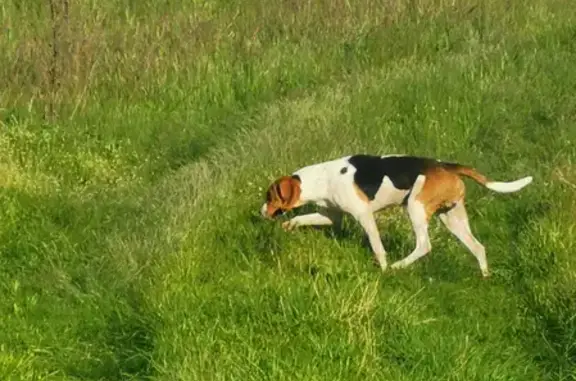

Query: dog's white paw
[372,256,388,272]
[282,220,297,231]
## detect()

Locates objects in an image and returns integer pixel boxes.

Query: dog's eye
[273,209,285,217]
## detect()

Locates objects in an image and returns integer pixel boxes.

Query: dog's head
[260,175,302,219]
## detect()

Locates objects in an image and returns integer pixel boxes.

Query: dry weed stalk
[46,0,69,121]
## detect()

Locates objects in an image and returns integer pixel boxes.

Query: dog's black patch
[340,167,348,174]
[348,155,444,200]
[291,174,301,182]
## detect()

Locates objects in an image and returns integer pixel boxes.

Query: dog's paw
[372,257,388,272]
[282,220,296,231]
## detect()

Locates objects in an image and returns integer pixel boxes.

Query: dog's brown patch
[354,183,370,203]
[416,168,466,219]
[447,165,488,186]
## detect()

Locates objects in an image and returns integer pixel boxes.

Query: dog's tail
[444,163,533,194]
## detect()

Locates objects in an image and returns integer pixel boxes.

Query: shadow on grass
[240,205,414,277]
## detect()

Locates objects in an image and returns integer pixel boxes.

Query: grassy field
[1,0,576,379]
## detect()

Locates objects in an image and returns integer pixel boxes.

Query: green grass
[1,0,576,379]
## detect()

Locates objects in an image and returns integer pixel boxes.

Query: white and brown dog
[260,154,533,277]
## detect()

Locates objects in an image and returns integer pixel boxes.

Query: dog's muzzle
[260,203,285,219]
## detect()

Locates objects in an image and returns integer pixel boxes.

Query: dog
[260,154,533,277]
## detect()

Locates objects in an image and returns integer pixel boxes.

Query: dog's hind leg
[391,175,432,270]
[439,201,489,277]
[390,198,432,270]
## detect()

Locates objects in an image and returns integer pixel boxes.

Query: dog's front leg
[355,212,388,271]
[282,211,338,231]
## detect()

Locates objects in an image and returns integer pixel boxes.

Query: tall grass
[0,0,575,379]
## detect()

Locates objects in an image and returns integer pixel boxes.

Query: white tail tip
[485,176,533,193]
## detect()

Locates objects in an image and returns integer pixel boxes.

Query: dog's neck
[292,157,350,206]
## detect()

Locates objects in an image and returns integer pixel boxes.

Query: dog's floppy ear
[277,175,301,209]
